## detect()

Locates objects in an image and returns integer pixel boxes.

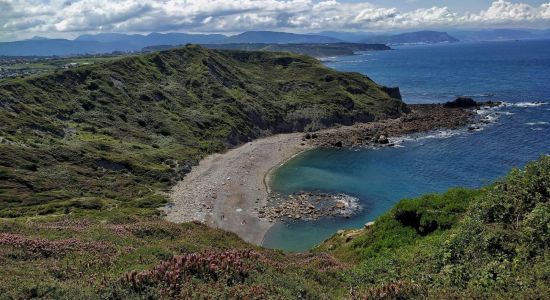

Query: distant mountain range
[0,33,226,56]
[1,29,549,56]
[0,31,344,56]
[320,29,550,44]
[221,31,342,44]
[314,31,374,43]
[75,32,226,45]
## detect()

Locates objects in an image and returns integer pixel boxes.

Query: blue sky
[1,0,550,41]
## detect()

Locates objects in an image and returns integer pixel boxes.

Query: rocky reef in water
[257,192,361,221]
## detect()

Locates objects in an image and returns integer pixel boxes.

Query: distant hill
[145,42,391,57]
[219,31,342,44]
[360,31,459,45]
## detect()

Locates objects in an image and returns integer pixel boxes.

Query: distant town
[0,53,129,80]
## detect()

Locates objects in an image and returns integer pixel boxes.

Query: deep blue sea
[262,40,550,251]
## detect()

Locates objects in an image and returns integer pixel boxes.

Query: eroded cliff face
[381,86,403,101]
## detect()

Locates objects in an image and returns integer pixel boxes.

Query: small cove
[262,40,550,251]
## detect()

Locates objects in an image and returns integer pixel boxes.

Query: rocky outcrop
[444,97,478,108]
[257,192,361,221]
[304,104,482,149]
[381,86,402,100]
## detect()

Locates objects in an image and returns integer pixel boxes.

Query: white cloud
[1,0,549,40]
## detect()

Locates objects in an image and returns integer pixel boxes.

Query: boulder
[377,135,389,144]
[444,97,478,108]
[335,202,346,209]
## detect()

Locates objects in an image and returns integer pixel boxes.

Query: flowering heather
[291,252,347,272]
[123,249,260,294]
[31,218,93,232]
[108,221,183,238]
[0,233,113,258]
[107,224,131,236]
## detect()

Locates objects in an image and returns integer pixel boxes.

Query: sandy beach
[163,132,312,244]
[163,104,488,245]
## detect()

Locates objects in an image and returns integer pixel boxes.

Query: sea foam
[502,101,547,108]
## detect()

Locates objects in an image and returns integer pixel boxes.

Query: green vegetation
[317,156,549,298]
[0,46,547,298]
[0,45,405,216]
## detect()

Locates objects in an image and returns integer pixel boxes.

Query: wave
[317,56,337,62]
[526,121,549,126]
[460,93,496,98]
[333,194,362,217]
[381,101,545,148]
[389,105,508,146]
[333,59,371,64]
[389,129,465,145]
[501,101,547,108]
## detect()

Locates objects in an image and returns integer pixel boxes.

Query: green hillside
[0,45,405,217]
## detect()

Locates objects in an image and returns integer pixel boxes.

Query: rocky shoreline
[305,101,500,149]
[164,99,499,245]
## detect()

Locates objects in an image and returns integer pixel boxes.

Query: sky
[1,0,550,41]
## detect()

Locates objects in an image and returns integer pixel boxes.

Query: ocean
[262,40,550,251]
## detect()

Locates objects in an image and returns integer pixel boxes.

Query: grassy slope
[0,45,405,217]
[0,157,547,299]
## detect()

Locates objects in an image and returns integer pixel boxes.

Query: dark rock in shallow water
[444,97,478,108]
[377,135,389,144]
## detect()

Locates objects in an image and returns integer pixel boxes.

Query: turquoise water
[262,40,550,251]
